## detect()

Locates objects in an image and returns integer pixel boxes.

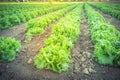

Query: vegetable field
[0,2,120,80]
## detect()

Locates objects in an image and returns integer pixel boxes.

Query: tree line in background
[0,0,120,2]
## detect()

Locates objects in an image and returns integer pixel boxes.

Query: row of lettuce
[0,4,70,30]
[89,3,120,20]
[34,5,83,73]
[85,4,120,65]
[25,5,76,42]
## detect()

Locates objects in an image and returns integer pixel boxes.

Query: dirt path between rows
[93,7,120,31]
[0,23,26,42]
[68,10,96,80]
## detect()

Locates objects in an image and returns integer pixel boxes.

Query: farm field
[0,2,120,80]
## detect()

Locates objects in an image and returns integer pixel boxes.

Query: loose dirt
[0,8,120,80]
[0,23,26,42]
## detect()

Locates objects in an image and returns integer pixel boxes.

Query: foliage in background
[0,4,69,30]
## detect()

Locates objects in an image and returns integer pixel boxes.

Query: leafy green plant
[0,16,12,30]
[0,37,21,61]
[23,12,32,21]
[51,22,80,43]
[91,23,119,44]
[94,40,115,65]
[34,45,70,73]
[17,13,26,22]
[9,14,21,25]
[45,35,73,50]
[114,41,120,49]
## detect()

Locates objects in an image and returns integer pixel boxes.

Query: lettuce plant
[9,14,21,25]
[0,37,21,61]
[34,45,70,73]
[0,16,12,30]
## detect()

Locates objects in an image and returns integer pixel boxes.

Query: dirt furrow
[0,23,26,42]
[69,10,95,80]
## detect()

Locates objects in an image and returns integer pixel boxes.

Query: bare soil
[0,23,26,42]
[0,9,120,80]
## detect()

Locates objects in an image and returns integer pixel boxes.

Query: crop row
[34,4,83,73]
[85,4,120,65]
[90,3,120,20]
[0,4,69,29]
[25,4,77,42]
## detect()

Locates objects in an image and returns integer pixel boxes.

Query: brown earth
[0,8,120,80]
[0,23,26,42]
